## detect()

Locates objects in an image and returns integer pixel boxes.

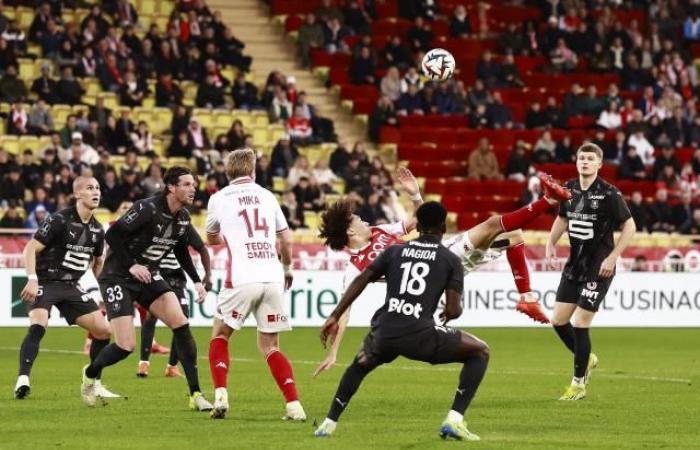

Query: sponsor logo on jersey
[388,297,423,318]
[267,313,287,323]
[125,210,138,223]
[231,310,241,319]
[590,199,599,209]
[589,195,605,200]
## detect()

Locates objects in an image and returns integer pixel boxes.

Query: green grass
[0,327,698,449]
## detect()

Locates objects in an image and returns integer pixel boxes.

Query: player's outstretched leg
[150,292,212,411]
[315,354,376,437]
[15,310,48,399]
[209,321,233,418]
[259,332,306,421]
[137,312,158,378]
[76,311,121,399]
[165,335,182,377]
[439,331,490,441]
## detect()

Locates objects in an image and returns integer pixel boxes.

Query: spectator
[407,16,433,53]
[286,155,311,188]
[580,85,604,117]
[231,71,259,110]
[525,101,547,129]
[520,175,543,206]
[506,141,532,182]
[130,121,154,155]
[608,130,627,163]
[99,169,125,212]
[550,38,577,72]
[357,191,388,226]
[434,82,457,115]
[469,103,489,129]
[468,138,503,180]
[287,105,314,145]
[588,42,612,73]
[400,66,423,93]
[673,191,695,231]
[341,157,368,193]
[0,207,24,228]
[500,53,524,87]
[343,0,371,35]
[3,20,28,57]
[628,191,649,233]
[597,101,622,130]
[653,144,680,180]
[312,158,339,193]
[628,130,655,166]
[555,135,575,163]
[380,66,401,102]
[350,46,376,85]
[141,164,164,197]
[69,131,99,166]
[30,62,58,104]
[329,143,351,175]
[56,66,84,105]
[384,36,412,70]
[648,188,675,232]
[315,0,344,22]
[297,14,324,68]
[467,78,490,109]
[187,118,210,150]
[20,150,41,188]
[0,64,27,103]
[225,120,246,150]
[196,74,227,109]
[296,91,335,142]
[619,146,647,180]
[663,107,690,147]
[7,102,29,135]
[155,72,183,108]
[499,22,523,55]
[26,186,54,215]
[27,99,54,135]
[0,165,25,206]
[656,164,681,195]
[280,190,304,229]
[396,83,425,116]
[476,50,501,88]
[563,83,584,117]
[684,12,700,41]
[533,131,556,163]
[449,5,471,38]
[681,210,700,234]
[253,154,273,191]
[368,96,397,142]
[269,86,292,123]
[323,18,351,54]
[119,71,146,107]
[293,176,323,212]
[270,135,299,178]
[219,26,252,71]
[98,53,123,92]
[113,0,139,27]
[486,92,513,129]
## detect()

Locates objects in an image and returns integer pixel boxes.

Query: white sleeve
[205,195,220,234]
[375,221,407,237]
[341,264,361,294]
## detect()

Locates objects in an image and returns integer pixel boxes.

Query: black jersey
[100,194,192,278]
[558,177,632,282]
[34,206,105,282]
[159,224,205,282]
[366,235,464,337]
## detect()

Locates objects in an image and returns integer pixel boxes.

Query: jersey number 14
[238,208,269,238]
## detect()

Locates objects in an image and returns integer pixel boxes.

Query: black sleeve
[105,222,136,268]
[116,201,155,232]
[174,239,201,283]
[367,246,392,282]
[446,253,464,294]
[34,213,65,246]
[94,231,105,258]
[609,189,632,225]
[186,224,205,251]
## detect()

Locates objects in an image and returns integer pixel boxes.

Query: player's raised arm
[397,167,423,233]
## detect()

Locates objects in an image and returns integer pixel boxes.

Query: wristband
[27,274,38,280]
[410,193,423,202]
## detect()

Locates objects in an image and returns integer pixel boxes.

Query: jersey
[342,222,407,291]
[206,176,288,288]
[34,206,104,282]
[100,194,192,279]
[159,224,205,283]
[558,177,632,282]
[366,235,464,338]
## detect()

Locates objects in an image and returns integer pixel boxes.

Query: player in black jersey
[546,143,636,400]
[15,176,118,400]
[81,167,213,410]
[137,224,212,378]
[314,202,489,441]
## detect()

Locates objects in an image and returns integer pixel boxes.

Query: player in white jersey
[205,148,306,421]
[314,171,572,377]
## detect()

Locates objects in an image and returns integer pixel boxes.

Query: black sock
[451,354,489,415]
[554,323,576,353]
[85,344,132,379]
[172,324,200,394]
[168,335,178,367]
[327,357,373,422]
[19,324,46,377]
[140,315,158,361]
[89,338,110,380]
[573,327,591,379]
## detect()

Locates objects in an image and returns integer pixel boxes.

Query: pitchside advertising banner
[2,269,700,327]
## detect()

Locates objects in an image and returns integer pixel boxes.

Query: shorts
[100,274,172,320]
[359,325,464,370]
[444,231,503,273]
[28,281,99,325]
[167,278,190,317]
[215,283,290,333]
[556,276,613,312]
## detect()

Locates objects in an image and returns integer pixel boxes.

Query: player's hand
[397,167,420,197]
[194,282,207,304]
[545,242,557,270]
[129,264,152,283]
[20,279,39,304]
[202,275,213,292]
[320,316,339,350]
[598,255,617,278]
[284,270,293,291]
[313,352,337,377]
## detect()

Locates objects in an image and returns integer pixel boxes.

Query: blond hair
[225,148,256,180]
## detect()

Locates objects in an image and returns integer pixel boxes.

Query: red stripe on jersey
[223,235,233,289]
[349,227,403,272]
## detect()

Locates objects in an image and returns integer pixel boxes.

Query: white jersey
[206,176,289,288]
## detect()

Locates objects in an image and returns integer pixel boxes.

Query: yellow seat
[75,8,90,23]
[139,0,156,15]
[158,0,176,15]
[18,58,35,80]
[18,136,40,153]
[4,7,16,20]
[304,211,320,230]
[272,177,286,192]
[51,104,72,126]
[1,136,20,155]
[100,94,119,111]
[252,128,268,146]
[17,7,34,29]
[142,97,155,109]
[85,79,100,96]
[94,210,114,224]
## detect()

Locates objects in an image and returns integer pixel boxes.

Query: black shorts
[100,274,172,320]
[359,325,463,369]
[556,275,613,312]
[166,278,190,317]
[28,281,99,325]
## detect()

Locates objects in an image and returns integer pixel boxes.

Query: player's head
[72,176,101,210]
[163,166,196,206]
[319,199,371,251]
[416,201,447,236]
[575,143,603,177]
[116,200,133,216]
[225,148,256,181]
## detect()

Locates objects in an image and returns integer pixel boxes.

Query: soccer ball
[421,48,456,81]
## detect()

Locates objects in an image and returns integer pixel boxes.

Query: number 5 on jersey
[569,219,594,240]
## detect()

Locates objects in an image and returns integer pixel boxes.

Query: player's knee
[477,342,490,362]
[486,215,502,231]
[571,318,591,329]
[550,316,568,327]
[92,327,110,341]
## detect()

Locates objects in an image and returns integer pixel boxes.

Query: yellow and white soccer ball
[421,48,456,81]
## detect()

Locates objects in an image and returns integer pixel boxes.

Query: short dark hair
[319,200,354,251]
[163,166,192,194]
[576,143,603,159]
[416,201,447,234]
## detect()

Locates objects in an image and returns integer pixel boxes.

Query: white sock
[15,375,29,388]
[447,410,463,423]
[287,400,302,409]
[139,360,149,365]
[215,387,228,399]
[572,376,584,385]
[322,418,337,427]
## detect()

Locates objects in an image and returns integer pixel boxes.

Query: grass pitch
[0,327,698,449]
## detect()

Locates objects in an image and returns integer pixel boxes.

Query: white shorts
[443,231,503,273]
[215,283,291,333]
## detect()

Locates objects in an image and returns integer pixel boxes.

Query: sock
[573,327,591,378]
[451,355,489,415]
[168,335,179,367]
[447,410,463,423]
[506,243,531,294]
[266,350,299,403]
[136,304,148,325]
[140,315,157,362]
[18,324,46,376]
[500,198,550,231]
[172,324,200,394]
[89,338,110,379]
[327,357,372,421]
[209,337,229,389]
[554,323,576,353]
[85,343,132,379]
